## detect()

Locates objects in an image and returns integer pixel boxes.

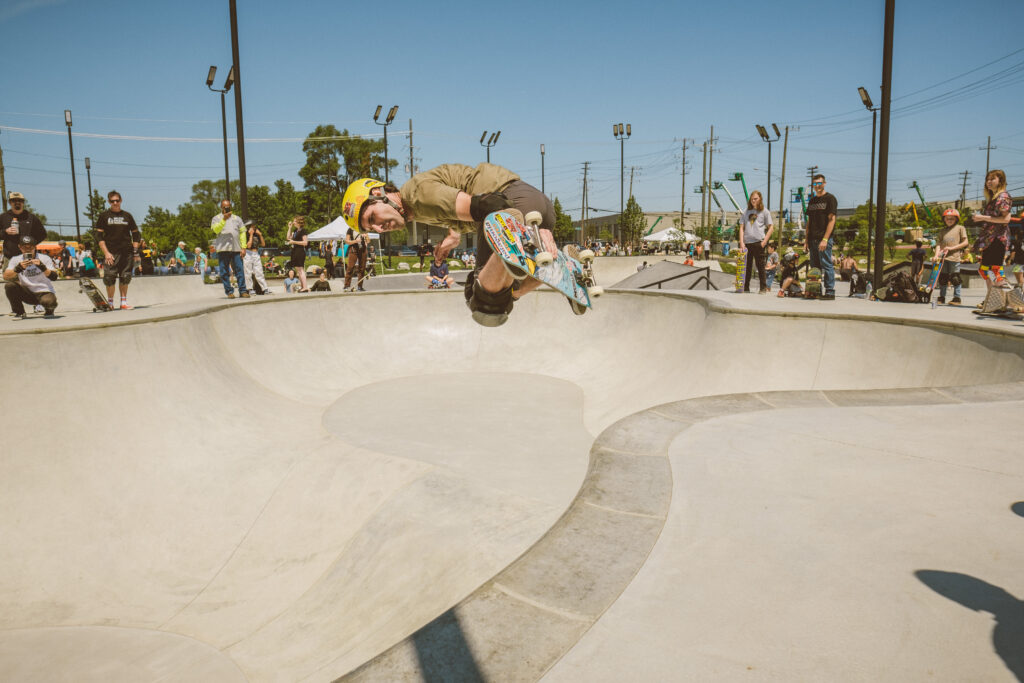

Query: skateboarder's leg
[5,282,30,315]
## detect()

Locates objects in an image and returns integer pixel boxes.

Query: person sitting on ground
[283,268,299,293]
[425,254,455,288]
[310,270,331,292]
[764,243,780,290]
[909,240,927,285]
[264,257,281,275]
[683,254,694,266]
[636,260,649,272]
[777,248,802,298]
[3,235,58,318]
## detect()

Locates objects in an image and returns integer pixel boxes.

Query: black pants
[6,283,57,314]
[743,241,767,291]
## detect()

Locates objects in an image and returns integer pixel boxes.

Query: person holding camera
[3,235,58,318]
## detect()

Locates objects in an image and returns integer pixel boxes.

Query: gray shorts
[476,180,555,266]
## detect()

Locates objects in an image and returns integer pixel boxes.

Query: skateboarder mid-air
[342,163,556,327]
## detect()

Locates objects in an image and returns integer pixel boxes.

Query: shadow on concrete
[1011,501,1024,519]
[411,608,485,683]
[915,570,1024,680]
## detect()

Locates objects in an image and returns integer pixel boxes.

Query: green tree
[552,197,575,244]
[299,125,397,222]
[621,195,646,248]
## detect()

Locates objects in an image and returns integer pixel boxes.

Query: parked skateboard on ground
[805,268,823,298]
[482,210,602,315]
[79,277,112,312]
[734,249,747,292]
[972,309,1023,321]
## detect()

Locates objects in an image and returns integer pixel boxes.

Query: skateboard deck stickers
[482,211,591,309]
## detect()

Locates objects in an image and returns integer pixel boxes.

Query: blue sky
[4,0,1024,232]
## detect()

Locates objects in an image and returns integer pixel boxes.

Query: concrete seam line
[490,582,593,624]
[581,500,665,521]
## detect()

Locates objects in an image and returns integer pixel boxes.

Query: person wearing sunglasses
[805,174,837,299]
[96,190,141,309]
[1,191,47,276]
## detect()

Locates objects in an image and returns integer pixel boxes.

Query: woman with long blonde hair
[739,190,774,293]
[972,169,1012,291]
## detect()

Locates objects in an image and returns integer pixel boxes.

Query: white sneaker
[34,305,44,314]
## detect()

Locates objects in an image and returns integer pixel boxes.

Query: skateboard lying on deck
[79,277,112,312]
[482,210,602,315]
[972,309,1023,321]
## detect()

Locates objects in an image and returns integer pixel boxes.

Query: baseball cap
[8,191,25,201]
[19,234,37,246]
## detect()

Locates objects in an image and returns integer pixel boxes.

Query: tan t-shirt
[937,224,968,263]
[400,163,519,234]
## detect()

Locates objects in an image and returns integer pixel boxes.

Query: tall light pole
[613,122,631,243]
[228,0,248,219]
[540,144,546,196]
[874,0,895,291]
[755,123,781,210]
[84,156,94,235]
[206,65,235,202]
[858,86,879,276]
[64,109,82,245]
[374,105,399,266]
[480,130,500,162]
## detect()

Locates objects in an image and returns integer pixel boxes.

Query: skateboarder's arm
[435,228,461,260]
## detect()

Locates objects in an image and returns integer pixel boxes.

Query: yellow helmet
[341,178,386,232]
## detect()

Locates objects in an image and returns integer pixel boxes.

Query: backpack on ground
[882,271,920,303]
[849,271,867,296]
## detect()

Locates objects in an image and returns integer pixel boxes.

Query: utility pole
[700,140,708,231]
[680,140,689,227]
[707,126,718,232]
[629,166,635,199]
[980,136,996,180]
[958,170,971,210]
[777,126,789,248]
[0,129,6,212]
[582,161,590,244]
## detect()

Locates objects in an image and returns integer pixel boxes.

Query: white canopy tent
[641,228,697,243]
[304,217,383,275]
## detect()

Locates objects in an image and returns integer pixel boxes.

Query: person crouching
[3,235,58,318]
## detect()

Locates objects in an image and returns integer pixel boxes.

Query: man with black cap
[1,191,47,274]
[3,234,58,318]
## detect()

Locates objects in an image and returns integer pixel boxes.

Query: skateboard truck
[524,211,554,266]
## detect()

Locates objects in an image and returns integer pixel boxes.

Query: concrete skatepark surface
[1,265,1023,681]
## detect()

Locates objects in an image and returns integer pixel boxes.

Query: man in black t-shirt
[1,191,47,274]
[805,173,837,298]
[95,190,141,309]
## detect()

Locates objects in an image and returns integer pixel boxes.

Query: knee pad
[950,272,962,287]
[119,272,133,286]
[465,271,514,327]
[937,272,949,286]
[102,272,117,287]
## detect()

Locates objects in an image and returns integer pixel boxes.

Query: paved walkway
[1,274,1021,682]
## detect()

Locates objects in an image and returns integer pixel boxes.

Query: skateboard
[79,277,112,311]
[920,252,945,302]
[973,309,1023,321]
[482,210,602,314]
[805,267,823,298]
[734,249,747,292]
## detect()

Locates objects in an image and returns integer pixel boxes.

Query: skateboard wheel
[524,211,542,227]
[535,251,554,266]
[589,286,604,297]
[579,249,595,263]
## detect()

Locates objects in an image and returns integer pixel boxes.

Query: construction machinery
[907,181,933,219]
[728,172,750,203]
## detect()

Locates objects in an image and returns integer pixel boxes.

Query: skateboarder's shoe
[240,292,251,299]
[950,297,961,305]
[937,296,945,304]
[227,293,235,299]
[43,310,56,318]
[464,269,513,327]
[12,312,27,320]
[120,302,132,310]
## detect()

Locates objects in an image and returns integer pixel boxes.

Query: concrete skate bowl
[2,289,1024,682]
